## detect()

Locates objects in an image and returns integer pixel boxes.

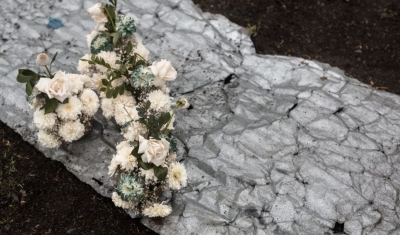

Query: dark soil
[0,122,157,235]
[1,0,399,234]
[194,0,400,95]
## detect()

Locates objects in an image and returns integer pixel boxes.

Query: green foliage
[138,160,154,170]
[82,55,128,98]
[41,97,59,114]
[153,165,168,181]
[16,69,41,96]
[136,102,171,139]
[16,69,40,83]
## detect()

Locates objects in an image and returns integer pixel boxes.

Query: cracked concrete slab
[0,0,399,234]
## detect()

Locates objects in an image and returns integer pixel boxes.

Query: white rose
[138,135,170,166]
[150,59,177,87]
[36,53,50,66]
[87,3,107,23]
[87,3,108,30]
[35,71,72,102]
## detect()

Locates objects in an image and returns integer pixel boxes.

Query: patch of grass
[0,135,35,233]
[246,21,261,36]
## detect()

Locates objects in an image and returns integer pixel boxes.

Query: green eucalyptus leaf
[102,79,109,86]
[100,87,107,92]
[112,88,119,98]
[153,166,168,180]
[106,87,112,98]
[118,85,124,95]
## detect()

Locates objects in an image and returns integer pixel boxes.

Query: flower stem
[162,105,179,134]
[44,65,52,78]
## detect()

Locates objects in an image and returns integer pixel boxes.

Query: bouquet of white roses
[17,53,100,148]
[78,0,189,218]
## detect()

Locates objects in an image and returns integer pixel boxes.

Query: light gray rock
[0,0,400,234]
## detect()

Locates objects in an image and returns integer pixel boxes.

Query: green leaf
[131,146,140,158]
[113,34,119,45]
[159,112,171,126]
[126,41,133,55]
[112,88,119,98]
[62,98,69,104]
[138,160,154,170]
[145,100,151,110]
[101,31,111,37]
[26,82,33,96]
[50,52,58,65]
[102,79,109,86]
[17,69,39,83]
[100,87,106,92]
[106,87,112,98]
[120,64,126,74]
[138,119,147,125]
[43,98,59,114]
[118,85,124,95]
[153,166,168,180]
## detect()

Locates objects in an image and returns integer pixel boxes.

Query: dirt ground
[1,0,399,234]
[194,0,400,94]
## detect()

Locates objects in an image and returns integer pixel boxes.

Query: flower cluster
[78,1,189,218]
[17,53,99,148]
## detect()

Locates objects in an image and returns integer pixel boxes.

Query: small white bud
[177,97,190,109]
[36,53,50,66]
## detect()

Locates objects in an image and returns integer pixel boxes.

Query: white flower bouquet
[78,0,189,218]
[17,53,100,148]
